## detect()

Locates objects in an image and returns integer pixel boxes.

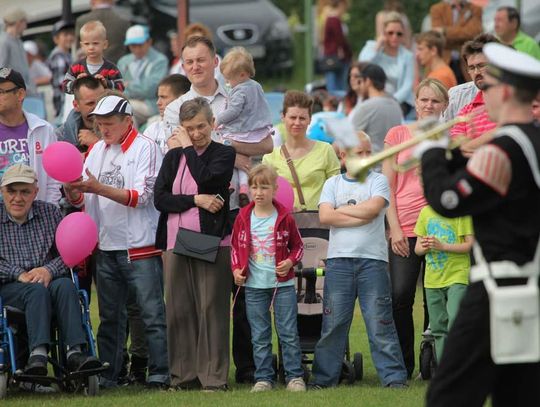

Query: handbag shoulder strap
[281,144,306,210]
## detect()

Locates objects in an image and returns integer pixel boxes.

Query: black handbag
[173,227,221,263]
[316,55,342,73]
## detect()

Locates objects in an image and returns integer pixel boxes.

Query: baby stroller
[274,211,363,384]
[0,271,108,398]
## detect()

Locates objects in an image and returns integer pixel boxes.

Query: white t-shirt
[319,172,390,261]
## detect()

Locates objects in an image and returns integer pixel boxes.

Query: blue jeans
[312,258,407,386]
[0,278,86,351]
[245,285,303,383]
[96,250,169,386]
[325,62,349,93]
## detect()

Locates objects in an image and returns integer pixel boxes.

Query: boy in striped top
[63,20,124,94]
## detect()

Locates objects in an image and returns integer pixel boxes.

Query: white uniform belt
[470,260,538,283]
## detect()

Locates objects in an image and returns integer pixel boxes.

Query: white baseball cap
[89,95,133,117]
[124,25,150,46]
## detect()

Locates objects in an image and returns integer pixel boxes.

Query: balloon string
[269,283,278,312]
[231,285,242,317]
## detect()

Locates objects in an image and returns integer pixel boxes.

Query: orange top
[428,65,457,90]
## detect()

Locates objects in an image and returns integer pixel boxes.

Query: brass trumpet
[346,115,471,182]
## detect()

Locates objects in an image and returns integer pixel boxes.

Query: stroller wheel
[0,373,7,399]
[84,375,99,397]
[340,360,355,385]
[419,341,436,380]
[353,352,363,382]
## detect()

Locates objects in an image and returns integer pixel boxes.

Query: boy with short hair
[414,205,474,362]
[231,164,306,393]
[47,20,75,117]
[416,31,457,90]
[311,133,408,389]
[143,74,191,155]
[63,20,124,94]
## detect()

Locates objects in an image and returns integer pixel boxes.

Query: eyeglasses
[0,87,19,95]
[467,63,488,73]
[386,31,403,37]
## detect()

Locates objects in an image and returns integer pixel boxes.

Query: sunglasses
[0,86,19,95]
[386,31,403,37]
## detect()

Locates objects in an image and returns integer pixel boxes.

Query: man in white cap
[416,44,540,406]
[0,163,102,377]
[64,95,169,389]
[0,67,61,204]
[0,8,35,95]
[118,25,168,127]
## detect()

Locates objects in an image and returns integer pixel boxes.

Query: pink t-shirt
[384,125,427,237]
[166,153,230,250]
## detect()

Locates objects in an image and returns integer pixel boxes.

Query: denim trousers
[0,278,86,351]
[312,257,407,386]
[325,62,349,93]
[245,285,304,383]
[96,250,169,386]
[425,284,468,362]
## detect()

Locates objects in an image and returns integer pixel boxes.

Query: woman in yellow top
[263,91,340,211]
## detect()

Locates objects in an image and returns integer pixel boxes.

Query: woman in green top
[262,91,340,211]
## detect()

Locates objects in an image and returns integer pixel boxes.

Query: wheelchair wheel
[340,360,355,385]
[0,373,7,399]
[353,352,363,382]
[84,375,99,397]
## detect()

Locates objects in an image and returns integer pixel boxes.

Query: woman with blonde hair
[382,78,449,378]
[359,11,415,116]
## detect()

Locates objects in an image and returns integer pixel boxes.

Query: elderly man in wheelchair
[0,164,103,391]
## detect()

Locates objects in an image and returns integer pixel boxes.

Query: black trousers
[427,281,540,406]
[229,209,255,379]
[388,237,428,377]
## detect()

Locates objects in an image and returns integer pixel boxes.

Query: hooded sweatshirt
[231,199,303,283]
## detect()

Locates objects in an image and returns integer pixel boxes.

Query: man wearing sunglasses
[0,67,60,204]
[419,42,540,407]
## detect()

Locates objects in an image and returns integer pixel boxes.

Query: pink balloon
[55,213,98,267]
[276,176,294,213]
[42,142,83,183]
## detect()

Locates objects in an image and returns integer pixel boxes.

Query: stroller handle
[294,267,325,278]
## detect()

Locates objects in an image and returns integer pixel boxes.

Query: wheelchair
[0,271,108,398]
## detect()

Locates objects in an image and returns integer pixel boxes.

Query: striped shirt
[442,81,478,122]
[450,91,497,140]
[0,201,68,284]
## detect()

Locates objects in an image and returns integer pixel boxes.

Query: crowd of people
[0,0,540,404]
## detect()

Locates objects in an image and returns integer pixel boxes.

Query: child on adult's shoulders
[62,20,124,94]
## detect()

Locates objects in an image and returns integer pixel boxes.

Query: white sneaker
[286,377,306,392]
[19,381,57,393]
[250,381,273,393]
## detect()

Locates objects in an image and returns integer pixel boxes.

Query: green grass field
[4,285,432,406]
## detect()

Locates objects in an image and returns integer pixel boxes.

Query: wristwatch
[223,139,233,146]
